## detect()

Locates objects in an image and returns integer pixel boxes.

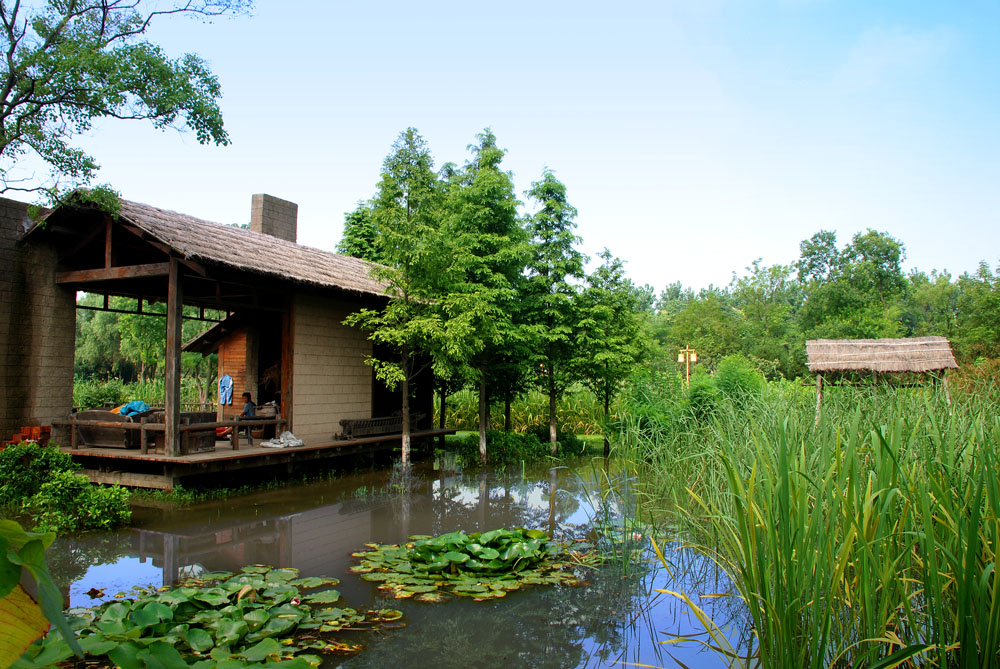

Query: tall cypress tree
[344,128,446,466]
[524,169,586,453]
[441,129,527,463]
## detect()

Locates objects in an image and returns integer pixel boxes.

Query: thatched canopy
[30,197,387,298]
[806,337,959,374]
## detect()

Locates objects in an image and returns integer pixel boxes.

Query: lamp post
[677,345,697,385]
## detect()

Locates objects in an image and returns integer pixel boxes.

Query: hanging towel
[219,375,234,405]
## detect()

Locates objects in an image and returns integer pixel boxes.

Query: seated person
[237,392,256,445]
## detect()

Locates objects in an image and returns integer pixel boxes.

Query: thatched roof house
[806,337,959,374]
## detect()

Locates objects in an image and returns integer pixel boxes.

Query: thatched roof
[806,337,959,374]
[114,200,386,297]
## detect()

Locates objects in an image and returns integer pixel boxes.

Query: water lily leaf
[240,637,281,662]
[403,584,438,593]
[414,592,448,603]
[525,529,548,540]
[107,641,143,669]
[186,627,214,653]
[140,640,189,669]
[370,609,403,621]
[360,573,391,581]
[241,566,272,575]
[304,589,340,604]
[288,577,339,589]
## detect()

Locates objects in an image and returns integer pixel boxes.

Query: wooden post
[164,258,183,456]
[814,373,823,427]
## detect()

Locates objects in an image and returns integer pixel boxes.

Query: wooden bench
[339,414,425,439]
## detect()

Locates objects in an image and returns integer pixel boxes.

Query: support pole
[165,258,183,456]
[814,373,823,427]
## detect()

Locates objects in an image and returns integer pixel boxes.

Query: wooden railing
[55,416,286,454]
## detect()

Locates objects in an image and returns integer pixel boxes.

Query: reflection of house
[0,194,433,460]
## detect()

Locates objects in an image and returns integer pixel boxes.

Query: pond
[49,456,749,668]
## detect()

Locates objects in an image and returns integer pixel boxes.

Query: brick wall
[250,194,297,244]
[0,197,75,441]
[290,294,371,444]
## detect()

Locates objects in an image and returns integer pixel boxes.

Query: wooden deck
[66,428,456,490]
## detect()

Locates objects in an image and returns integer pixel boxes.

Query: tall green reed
[617,375,1000,667]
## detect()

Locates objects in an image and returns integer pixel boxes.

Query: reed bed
[614,373,1000,667]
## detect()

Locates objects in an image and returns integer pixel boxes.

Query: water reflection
[52,457,747,668]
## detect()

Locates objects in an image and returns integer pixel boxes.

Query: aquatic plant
[14,565,402,668]
[351,528,600,602]
[618,378,1000,667]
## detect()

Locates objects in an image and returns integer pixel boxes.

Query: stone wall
[290,293,372,444]
[0,197,75,442]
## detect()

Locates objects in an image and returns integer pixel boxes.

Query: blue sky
[11,0,1000,290]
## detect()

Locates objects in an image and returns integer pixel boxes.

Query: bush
[715,354,766,403]
[451,430,550,467]
[73,377,128,409]
[0,443,80,507]
[0,443,131,533]
[686,373,721,420]
[527,425,587,455]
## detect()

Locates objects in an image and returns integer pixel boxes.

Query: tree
[901,269,960,340]
[575,250,645,455]
[523,168,585,452]
[729,260,804,378]
[344,128,445,467]
[956,262,1000,361]
[796,229,906,339]
[0,0,247,196]
[440,129,526,464]
[336,201,381,262]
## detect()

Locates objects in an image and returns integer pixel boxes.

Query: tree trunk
[603,392,611,457]
[438,387,447,450]
[548,373,558,456]
[478,373,488,464]
[401,374,411,467]
[504,398,512,432]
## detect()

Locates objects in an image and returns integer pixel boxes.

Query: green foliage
[450,430,550,468]
[336,201,381,262]
[685,373,720,420]
[0,519,84,664]
[956,261,1000,361]
[16,565,396,667]
[0,0,246,195]
[440,387,605,435]
[0,443,130,533]
[350,529,599,602]
[24,472,131,533]
[0,443,79,508]
[74,376,210,410]
[714,354,764,402]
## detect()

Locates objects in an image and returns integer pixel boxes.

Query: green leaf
[240,637,281,662]
[288,576,339,589]
[142,640,189,669]
[107,641,143,669]
[304,589,340,603]
[443,551,470,563]
[186,627,213,653]
[0,539,21,599]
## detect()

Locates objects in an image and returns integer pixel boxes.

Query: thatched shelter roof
[115,200,386,297]
[29,197,387,298]
[806,337,959,374]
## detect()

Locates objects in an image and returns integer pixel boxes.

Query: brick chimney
[250,194,297,243]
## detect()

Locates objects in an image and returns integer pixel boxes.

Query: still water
[49,456,748,668]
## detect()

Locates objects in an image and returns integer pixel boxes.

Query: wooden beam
[118,223,207,276]
[104,216,113,268]
[57,262,170,284]
[58,221,106,262]
[165,258,184,456]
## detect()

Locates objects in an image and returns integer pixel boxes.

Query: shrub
[715,354,765,403]
[25,471,131,533]
[451,430,550,467]
[0,442,131,533]
[686,373,720,419]
[527,425,587,455]
[0,443,80,507]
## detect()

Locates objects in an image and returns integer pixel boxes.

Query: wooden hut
[806,336,959,421]
[1,193,439,488]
